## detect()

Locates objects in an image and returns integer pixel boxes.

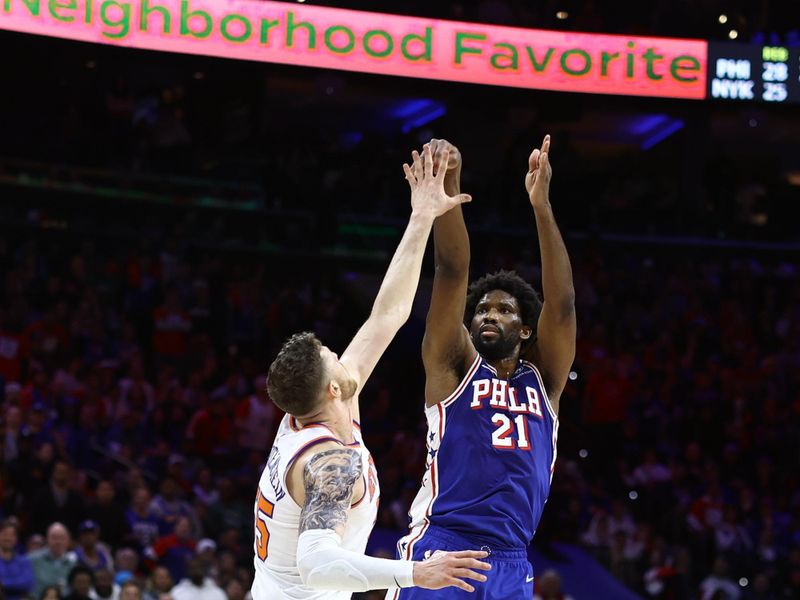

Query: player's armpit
[299,448,362,538]
[422,272,476,382]
[422,281,477,408]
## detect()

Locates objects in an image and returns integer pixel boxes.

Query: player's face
[469,290,529,360]
[320,346,357,400]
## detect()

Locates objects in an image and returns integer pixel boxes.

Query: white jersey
[251,414,380,600]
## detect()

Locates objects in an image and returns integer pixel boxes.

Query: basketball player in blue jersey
[388,135,576,599]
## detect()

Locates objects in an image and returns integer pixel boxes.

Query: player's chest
[457,375,550,452]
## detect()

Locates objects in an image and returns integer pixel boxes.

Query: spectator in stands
[91,568,119,600]
[642,546,680,598]
[120,580,144,600]
[114,547,140,581]
[63,565,93,600]
[0,520,34,600]
[185,398,232,460]
[699,557,741,600]
[116,359,155,420]
[213,552,237,592]
[28,522,76,598]
[163,455,191,495]
[89,480,129,549]
[169,557,225,600]
[28,462,84,535]
[195,538,218,579]
[144,516,195,583]
[26,535,44,554]
[204,478,247,540]
[3,405,24,463]
[233,375,275,453]
[191,468,218,507]
[124,488,159,551]
[224,578,246,600]
[39,585,62,600]
[152,289,192,363]
[73,520,113,572]
[533,569,575,600]
[148,478,198,536]
[144,565,173,600]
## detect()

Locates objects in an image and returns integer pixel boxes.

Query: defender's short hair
[267,332,327,416]
[465,270,542,340]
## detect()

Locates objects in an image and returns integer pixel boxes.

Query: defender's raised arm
[339,145,471,413]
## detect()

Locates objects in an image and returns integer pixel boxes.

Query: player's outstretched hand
[412,550,491,593]
[525,134,553,209]
[404,144,471,218]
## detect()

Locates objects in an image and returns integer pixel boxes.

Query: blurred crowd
[0,218,797,600]
[534,251,800,600]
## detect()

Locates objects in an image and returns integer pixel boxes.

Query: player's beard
[473,330,519,361]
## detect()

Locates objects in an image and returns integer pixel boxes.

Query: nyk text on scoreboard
[708,42,800,103]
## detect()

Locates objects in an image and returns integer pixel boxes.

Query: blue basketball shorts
[385,526,534,600]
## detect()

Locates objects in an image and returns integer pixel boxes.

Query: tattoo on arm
[299,448,362,534]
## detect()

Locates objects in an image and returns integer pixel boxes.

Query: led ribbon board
[1,0,708,100]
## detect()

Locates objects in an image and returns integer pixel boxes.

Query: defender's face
[469,290,530,360]
[320,346,357,400]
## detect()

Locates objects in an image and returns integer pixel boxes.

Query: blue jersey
[400,354,558,554]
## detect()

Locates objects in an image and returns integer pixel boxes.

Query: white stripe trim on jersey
[549,415,560,484]
[521,359,558,421]
[441,353,482,408]
[397,402,447,581]
[397,354,477,581]
[520,360,560,483]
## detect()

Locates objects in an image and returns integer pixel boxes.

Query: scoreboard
[2,0,800,105]
[708,42,800,104]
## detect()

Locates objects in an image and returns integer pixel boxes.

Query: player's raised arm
[421,139,478,406]
[295,444,491,593]
[340,145,471,397]
[524,135,576,412]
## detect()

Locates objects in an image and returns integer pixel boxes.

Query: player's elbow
[434,259,469,280]
[296,531,369,592]
[556,292,576,322]
[297,551,321,588]
[371,306,411,331]
[297,545,327,588]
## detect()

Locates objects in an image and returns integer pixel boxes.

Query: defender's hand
[404,144,471,219]
[412,550,491,593]
[525,134,553,209]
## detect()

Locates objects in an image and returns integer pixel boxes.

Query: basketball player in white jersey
[251,145,492,600]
